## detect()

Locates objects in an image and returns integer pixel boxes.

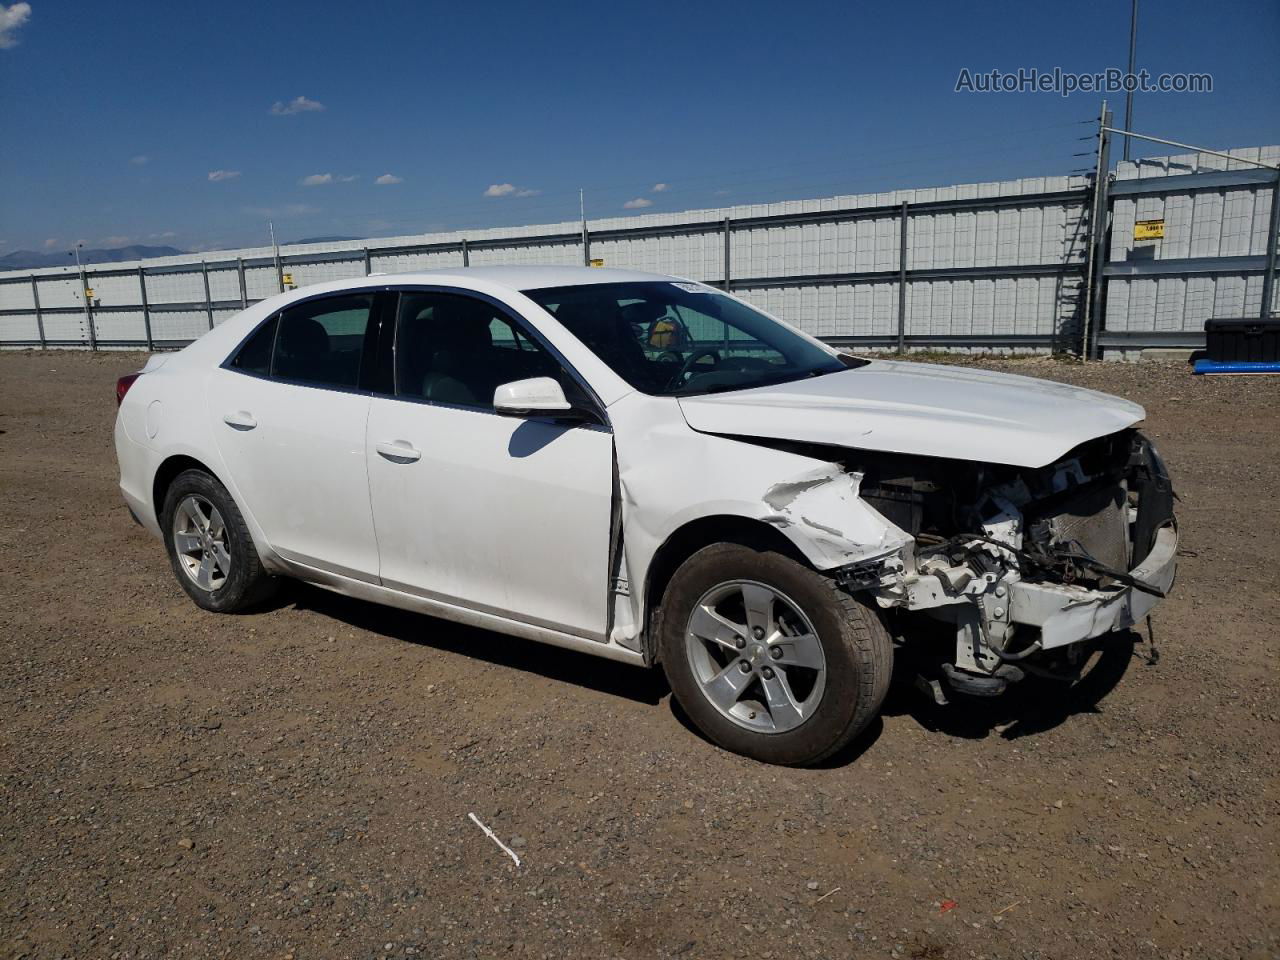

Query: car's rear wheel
[161,469,276,613]
[658,542,891,766]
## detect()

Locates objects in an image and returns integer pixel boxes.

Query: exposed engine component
[837,429,1176,699]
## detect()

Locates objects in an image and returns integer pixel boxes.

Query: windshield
[525,281,846,397]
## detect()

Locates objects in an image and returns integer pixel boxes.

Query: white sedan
[114,266,1177,764]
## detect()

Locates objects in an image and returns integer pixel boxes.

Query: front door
[365,290,613,639]
[207,292,381,580]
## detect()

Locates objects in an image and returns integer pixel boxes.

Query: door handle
[223,411,257,430]
[375,440,422,463]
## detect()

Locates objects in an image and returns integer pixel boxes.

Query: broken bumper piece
[1007,524,1178,650]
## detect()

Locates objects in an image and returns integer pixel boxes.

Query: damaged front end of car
[829,429,1178,700]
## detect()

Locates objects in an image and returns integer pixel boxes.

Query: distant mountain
[290,235,363,245]
[0,245,187,271]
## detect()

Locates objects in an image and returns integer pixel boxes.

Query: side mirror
[493,377,573,416]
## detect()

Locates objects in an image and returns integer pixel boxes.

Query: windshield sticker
[670,281,717,294]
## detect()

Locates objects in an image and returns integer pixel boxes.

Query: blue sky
[1,0,1276,254]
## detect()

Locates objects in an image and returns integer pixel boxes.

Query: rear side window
[272,295,375,388]
[230,314,278,376]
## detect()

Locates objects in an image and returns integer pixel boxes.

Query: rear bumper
[1007,524,1178,649]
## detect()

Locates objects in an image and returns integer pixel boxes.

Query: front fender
[610,392,910,639]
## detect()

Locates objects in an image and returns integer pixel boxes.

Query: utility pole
[269,220,284,292]
[1123,0,1138,162]
[580,188,590,266]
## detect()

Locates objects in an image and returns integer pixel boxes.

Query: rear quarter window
[230,314,278,376]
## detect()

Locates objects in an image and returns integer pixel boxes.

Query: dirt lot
[1,349,1277,960]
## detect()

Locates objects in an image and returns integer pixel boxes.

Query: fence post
[1088,111,1113,359]
[461,238,470,267]
[723,218,732,291]
[897,201,909,355]
[30,276,46,349]
[138,267,153,351]
[201,261,214,331]
[78,263,97,351]
[1082,100,1112,359]
[237,258,248,308]
[1260,171,1280,320]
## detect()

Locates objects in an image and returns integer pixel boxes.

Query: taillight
[116,372,141,406]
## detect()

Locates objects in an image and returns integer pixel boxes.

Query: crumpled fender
[608,391,911,637]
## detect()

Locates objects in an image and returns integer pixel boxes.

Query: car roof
[366,265,682,292]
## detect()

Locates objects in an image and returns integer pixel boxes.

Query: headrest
[280,316,328,358]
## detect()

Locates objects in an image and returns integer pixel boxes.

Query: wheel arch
[151,454,227,529]
[640,514,811,664]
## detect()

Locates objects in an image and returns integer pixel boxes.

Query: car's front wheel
[659,543,891,765]
[161,468,276,613]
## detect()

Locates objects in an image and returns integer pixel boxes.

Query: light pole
[268,220,284,292]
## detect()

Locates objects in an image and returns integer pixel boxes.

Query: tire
[658,542,891,766]
[161,468,277,613]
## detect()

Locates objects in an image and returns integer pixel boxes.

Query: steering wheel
[676,348,721,382]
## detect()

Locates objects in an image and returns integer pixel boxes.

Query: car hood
[676,359,1145,468]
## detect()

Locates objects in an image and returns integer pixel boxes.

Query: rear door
[365,289,614,639]
[207,292,383,580]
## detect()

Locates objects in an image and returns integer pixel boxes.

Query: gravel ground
[1,349,1277,960]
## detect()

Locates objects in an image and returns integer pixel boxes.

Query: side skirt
[278,558,648,667]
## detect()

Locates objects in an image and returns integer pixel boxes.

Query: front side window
[271,294,375,388]
[394,292,578,410]
[524,281,846,397]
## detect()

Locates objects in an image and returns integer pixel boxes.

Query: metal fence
[1099,147,1280,358]
[1,144,1274,358]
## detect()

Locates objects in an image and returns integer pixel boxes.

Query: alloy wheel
[683,579,826,734]
[172,494,231,592]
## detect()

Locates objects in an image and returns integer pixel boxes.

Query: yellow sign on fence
[589,258,605,267]
[1134,219,1165,240]
[281,272,294,286]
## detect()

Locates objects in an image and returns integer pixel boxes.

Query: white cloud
[148,231,178,239]
[129,155,149,166]
[208,169,241,182]
[300,173,357,186]
[270,95,325,116]
[0,2,32,50]
[242,203,320,218]
[374,173,403,185]
[43,237,58,249]
[484,183,539,198]
[651,183,669,192]
[623,197,653,209]
[102,235,130,246]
